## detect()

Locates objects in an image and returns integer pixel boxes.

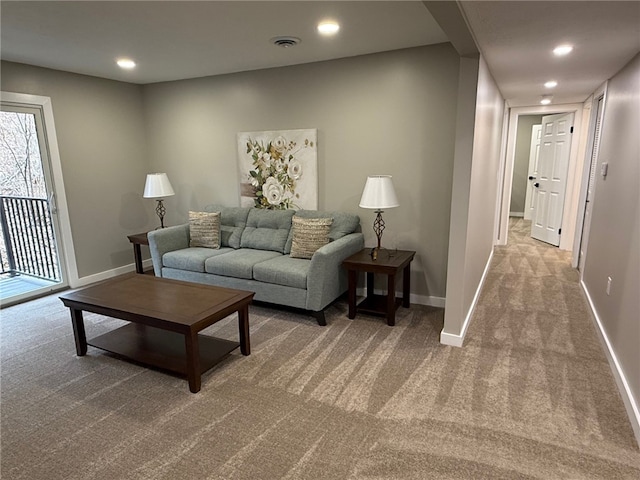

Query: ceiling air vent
[271,36,301,48]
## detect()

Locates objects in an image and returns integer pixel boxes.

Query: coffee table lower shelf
[88,324,240,377]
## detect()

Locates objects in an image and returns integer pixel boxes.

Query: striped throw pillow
[289,216,332,259]
[189,211,220,249]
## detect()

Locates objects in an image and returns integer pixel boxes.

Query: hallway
[457,216,639,467]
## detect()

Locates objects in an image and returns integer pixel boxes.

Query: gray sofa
[147,205,364,325]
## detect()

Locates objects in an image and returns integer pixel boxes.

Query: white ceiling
[1,1,639,107]
[460,1,640,107]
[0,1,446,82]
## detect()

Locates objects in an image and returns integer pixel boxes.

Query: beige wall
[1,61,149,279]
[582,53,639,425]
[143,44,460,300]
[442,54,505,344]
[463,56,505,317]
[510,115,542,214]
[1,45,460,300]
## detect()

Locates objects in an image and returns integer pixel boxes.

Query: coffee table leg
[184,331,201,393]
[70,309,87,356]
[238,305,251,356]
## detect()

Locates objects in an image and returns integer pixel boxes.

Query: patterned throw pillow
[189,211,220,249]
[289,216,332,259]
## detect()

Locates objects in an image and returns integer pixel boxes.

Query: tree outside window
[0,112,46,199]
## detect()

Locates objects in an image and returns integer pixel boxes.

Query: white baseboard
[509,212,524,217]
[580,280,640,448]
[440,329,465,347]
[440,249,494,348]
[355,288,445,308]
[411,293,446,308]
[71,259,153,288]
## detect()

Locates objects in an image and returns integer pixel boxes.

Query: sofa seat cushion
[252,255,310,289]
[205,248,281,279]
[163,247,233,273]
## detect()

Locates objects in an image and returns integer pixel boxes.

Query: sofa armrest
[306,232,364,312]
[147,224,190,276]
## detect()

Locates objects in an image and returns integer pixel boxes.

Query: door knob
[534,182,540,188]
[528,176,536,180]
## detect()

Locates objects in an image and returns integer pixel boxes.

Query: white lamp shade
[359,175,399,209]
[143,173,175,198]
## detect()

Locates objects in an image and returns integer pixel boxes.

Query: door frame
[496,103,585,251]
[1,91,79,289]
[572,82,608,271]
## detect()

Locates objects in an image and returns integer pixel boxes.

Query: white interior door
[530,112,574,246]
[524,124,542,220]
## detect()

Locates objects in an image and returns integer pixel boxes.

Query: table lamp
[143,173,175,228]
[359,175,399,260]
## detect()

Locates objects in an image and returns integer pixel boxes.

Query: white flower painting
[237,129,318,210]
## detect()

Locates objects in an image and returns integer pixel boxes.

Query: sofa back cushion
[284,210,360,254]
[205,205,250,249]
[240,208,295,253]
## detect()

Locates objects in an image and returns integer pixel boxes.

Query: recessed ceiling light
[544,80,558,88]
[553,44,573,56]
[317,21,340,36]
[540,95,553,105]
[116,58,136,70]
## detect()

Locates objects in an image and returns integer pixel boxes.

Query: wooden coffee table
[59,273,254,393]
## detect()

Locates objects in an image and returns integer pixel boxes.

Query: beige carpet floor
[1,218,639,479]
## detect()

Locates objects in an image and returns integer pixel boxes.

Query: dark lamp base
[155,199,167,228]
[370,246,397,261]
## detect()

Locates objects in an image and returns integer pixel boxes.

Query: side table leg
[347,269,357,319]
[366,272,374,300]
[184,330,201,393]
[387,274,396,326]
[238,305,251,356]
[133,244,144,274]
[70,309,87,356]
[403,263,411,308]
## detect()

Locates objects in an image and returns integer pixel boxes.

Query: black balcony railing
[0,196,61,282]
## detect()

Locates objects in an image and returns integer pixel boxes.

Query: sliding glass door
[0,102,69,306]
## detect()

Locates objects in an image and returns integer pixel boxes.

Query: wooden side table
[342,249,415,326]
[127,232,149,274]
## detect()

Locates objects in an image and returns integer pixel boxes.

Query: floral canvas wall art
[237,129,318,210]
